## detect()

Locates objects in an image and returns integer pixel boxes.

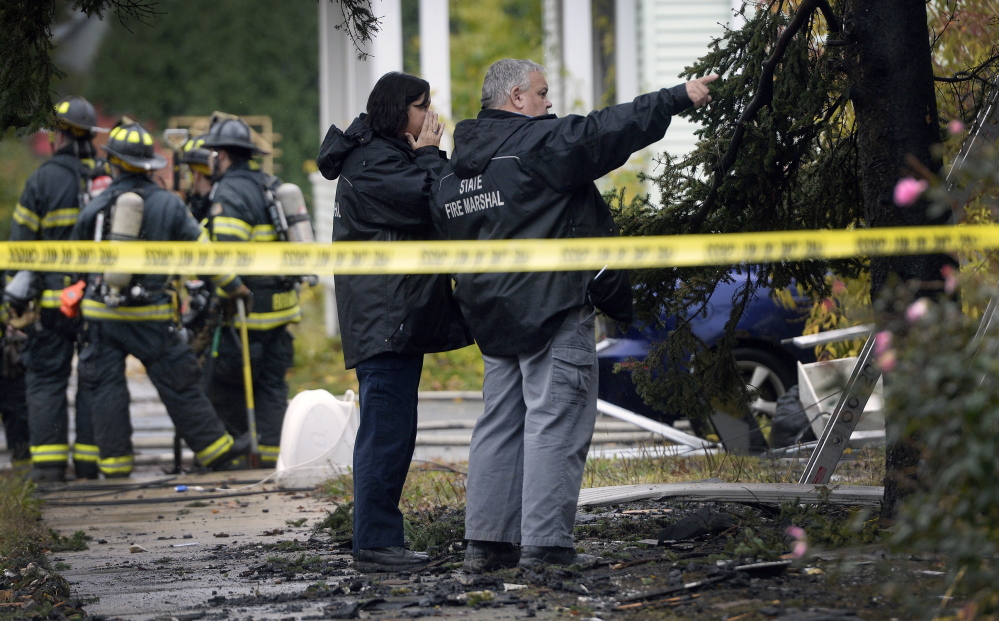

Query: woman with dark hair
[317,72,472,573]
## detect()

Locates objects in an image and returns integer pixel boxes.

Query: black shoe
[354,547,430,573]
[29,466,66,484]
[463,540,521,573]
[209,433,253,471]
[518,545,602,569]
[74,462,100,480]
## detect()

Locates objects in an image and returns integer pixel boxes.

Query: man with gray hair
[430,58,716,572]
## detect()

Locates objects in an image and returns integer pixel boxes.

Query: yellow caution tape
[0,225,994,275]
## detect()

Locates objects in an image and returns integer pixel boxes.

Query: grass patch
[0,472,48,570]
[47,530,91,552]
[582,445,885,488]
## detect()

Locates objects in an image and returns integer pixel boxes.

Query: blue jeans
[352,352,424,552]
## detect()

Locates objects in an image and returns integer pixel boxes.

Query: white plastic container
[797,358,885,447]
[275,389,359,488]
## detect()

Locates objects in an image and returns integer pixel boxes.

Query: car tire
[732,347,797,417]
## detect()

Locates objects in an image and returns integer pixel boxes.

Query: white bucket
[274,389,359,489]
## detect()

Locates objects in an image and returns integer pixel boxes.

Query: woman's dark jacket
[317,115,472,369]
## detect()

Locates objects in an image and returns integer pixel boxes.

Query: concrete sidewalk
[39,470,555,621]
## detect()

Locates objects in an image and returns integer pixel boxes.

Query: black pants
[23,310,96,472]
[0,371,30,464]
[352,351,423,552]
[78,320,233,475]
[205,325,293,466]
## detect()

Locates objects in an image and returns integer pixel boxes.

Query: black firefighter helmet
[179,135,212,172]
[53,95,108,137]
[201,115,269,155]
[103,118,168,172]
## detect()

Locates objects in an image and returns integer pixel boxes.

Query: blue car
[596,274,815,432]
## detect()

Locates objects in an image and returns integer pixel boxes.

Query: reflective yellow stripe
[41,208,79,229]
[259,445,280,466]
[13,205,40,231]
[99,455,133,475]
[82,299,174,321]
[250,224,277,241]
[214,273,237,288]
[30,444,70,464]
[197,434,234,466]
[72,443,100,463]
[213,217,252,240]
[40,290,62,308]
[238,305,302,330]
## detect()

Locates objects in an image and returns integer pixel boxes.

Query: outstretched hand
[407,110,444,150]
[686,74,719,108]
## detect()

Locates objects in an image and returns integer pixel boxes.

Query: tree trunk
[845,0,949,519]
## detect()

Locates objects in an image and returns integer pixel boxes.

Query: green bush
[887,277,999,610]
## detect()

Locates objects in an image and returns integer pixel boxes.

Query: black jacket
[208,162,301,330]
[72,172,238,322]
[12,149,100,301]
[317,115,472,369]
[430,85,692,356]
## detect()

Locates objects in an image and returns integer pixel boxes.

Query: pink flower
[786,526,808,558]
[893,177,929,207]
[906,298,930,323]
[831,279,847,296]
[874,330,892,356]
[948,119,966,135]
[941,264,957,295]
[877,350,897,372]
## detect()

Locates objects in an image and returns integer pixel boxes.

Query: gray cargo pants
[465,305,597,548]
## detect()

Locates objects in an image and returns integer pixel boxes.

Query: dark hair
[365,72,431,138]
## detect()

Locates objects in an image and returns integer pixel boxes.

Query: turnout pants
[78,320,235,476]
[206,325,294,466]
[465,305,598,548]
[351,352,423,553]
[0,371,30,464]
[24,311,97,475]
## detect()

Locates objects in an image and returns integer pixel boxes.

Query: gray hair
[480,59,546,110]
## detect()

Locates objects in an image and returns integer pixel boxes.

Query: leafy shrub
[886,277,999,610]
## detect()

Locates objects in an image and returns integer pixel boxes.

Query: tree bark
[845,0,950,519]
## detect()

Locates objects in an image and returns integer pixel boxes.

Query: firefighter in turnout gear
[71,118,252,477]
[0,283,31,471]
[8,95,107,483]
[180,135,214,222]
[200,115,300,468]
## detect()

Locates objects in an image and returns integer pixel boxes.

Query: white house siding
[638,0,732,161]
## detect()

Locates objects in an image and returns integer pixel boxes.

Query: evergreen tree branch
[687,0,824,232]
[329,0,382,60]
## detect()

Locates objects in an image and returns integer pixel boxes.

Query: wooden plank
[578,482,884,507]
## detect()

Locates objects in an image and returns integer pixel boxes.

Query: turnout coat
[430,85,693,356]
[317,115,472,369]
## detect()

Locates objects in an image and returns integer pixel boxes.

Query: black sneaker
[518,545,602,569]
[354,547,430,573]
[463,540,521,573]
[29,466,66,484]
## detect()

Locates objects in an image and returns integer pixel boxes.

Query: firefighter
[8,95,106,482]
[179,135,214,222]
[71,118,252,477]
[199,115,300,468]
[0,282,31,471]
